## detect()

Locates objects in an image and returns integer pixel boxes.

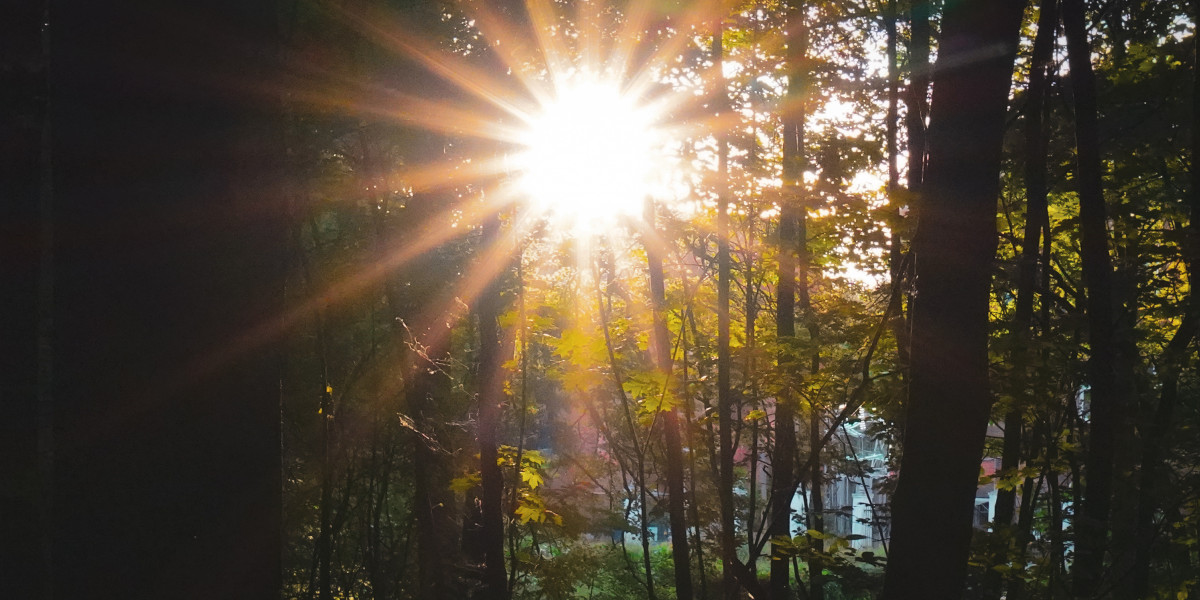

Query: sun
[514,76,664,231]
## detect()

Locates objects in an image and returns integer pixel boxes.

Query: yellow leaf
[515,505,543,524]
[450,472,481,494]
[521,468,544,490]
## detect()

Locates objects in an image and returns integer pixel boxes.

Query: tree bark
[410,354,454,600]
[892,0,931,380]
[712,16,739,600]
[798,145,823,600]
[645,200,694,600]
[881,1,1025,598]
[1,3,53,597]
[905,0,931,195]
[807,400,824,600]
[1131,8,1200,590]
[769,2,807,597]
[51,2,285,597]
[477,212,510,600]
[989,2,1058,595]
[1062,0,1138,592]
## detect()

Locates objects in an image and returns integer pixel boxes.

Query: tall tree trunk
[989,2,1058,595]
[51,2,285,596]
[595,262,658,600]
[477,212,510,600]
[905,0,931,195]
[410,356,453,600]
[35,9,55,593]
[885,0,902,297]
[1062,0,1136,592]
[373,145,459,598]
[1131,10,1200,591]
[746,234,761,566]
[893,0,931,379]
[1,3,54,596]
[712,16,739,600]
[798,152,823,600]
[881,1,1025,598]
[885,0,898,204]
[769,2,807,597]
[680,309,711,599]
[315,309,334,600]
[645,200,694,600]
[807,402,824,600]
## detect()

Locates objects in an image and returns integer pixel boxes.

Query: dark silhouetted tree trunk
[376,182,457,600]
[989,3,1058,597]
[410,353,455,600]
[881,1,1025,597]
[1132,6,1200,591]
[769,2,806,597]
[892,0,931,379]
[477,212,510,600]
[1062,0,1137,592]
[884,0,902,298]
[645,200,694,600]
[905,0,931,195]
[1,3,53,597]
[799,146,823,600]
[51,2,284,597]
[712,16,739,600]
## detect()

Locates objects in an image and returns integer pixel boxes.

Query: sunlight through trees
[13,0,1200,598]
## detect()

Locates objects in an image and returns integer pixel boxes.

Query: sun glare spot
[515,78,663,232]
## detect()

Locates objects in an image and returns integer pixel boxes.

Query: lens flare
[515,77,663,231]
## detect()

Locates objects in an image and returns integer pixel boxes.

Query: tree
[1061,0,1140,592]
[1,2,53,597]
[768,1,807,596]
[43,1,1191,598]
[477,211,511,600]
[986,2,1057,597]
[711,14,741,600]
[645,200,695,600]
[882,1,1026,598]
[49,1,284,597]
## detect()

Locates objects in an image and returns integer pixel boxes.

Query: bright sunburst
[514,76,665,231]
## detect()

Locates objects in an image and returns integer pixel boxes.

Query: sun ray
[455,0,557,105]
[395,154,512,194]
[323,0,539,122]
[168,186,526,400]
[396,199,538,373]
[286,78,526,144]
[606,0,654,76]
[617,0,726,99]
[525,0,580,89]
[574,0,610,74]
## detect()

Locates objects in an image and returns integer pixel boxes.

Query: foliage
[278,0,1200,598]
